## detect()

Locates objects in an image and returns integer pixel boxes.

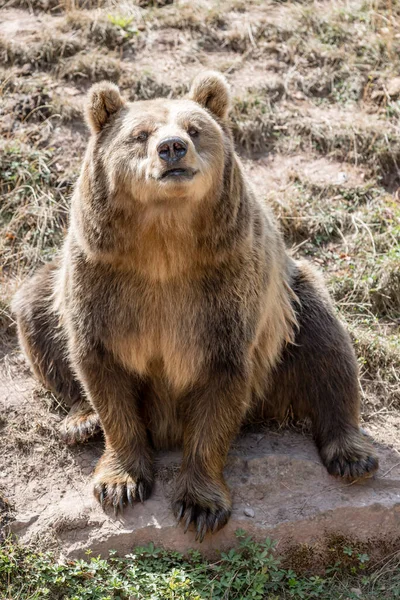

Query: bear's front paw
[93,452,154,515]
[321,431,379,480]
[172,475,232,542]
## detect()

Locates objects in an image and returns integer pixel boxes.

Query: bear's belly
[110,327,204,395]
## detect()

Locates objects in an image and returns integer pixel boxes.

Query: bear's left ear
[188,71,230,120]
[85,81,126,133]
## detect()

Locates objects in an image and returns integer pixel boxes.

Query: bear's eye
[188,127,199,138]
[135,131,149,142]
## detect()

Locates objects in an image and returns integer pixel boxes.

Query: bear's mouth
[160,167,196,181]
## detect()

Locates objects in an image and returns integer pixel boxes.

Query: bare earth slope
[0,0,399,557]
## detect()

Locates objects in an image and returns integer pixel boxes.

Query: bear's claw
[94,477,153,515]
[326,454,379,480]
[173,499,231,543]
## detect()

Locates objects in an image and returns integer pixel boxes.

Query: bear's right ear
[85,81,125,133]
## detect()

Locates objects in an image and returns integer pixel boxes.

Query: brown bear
[13,71,378,542]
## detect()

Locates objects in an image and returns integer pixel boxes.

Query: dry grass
[0,141,68,273]
[370,251,400,318]
[0,33,83,68]
[60,49,122,82]
[230,96,400,185]
[61,10,132,48]
[2,0,109,11]
[0,139,70,328]
[351,325,400,411]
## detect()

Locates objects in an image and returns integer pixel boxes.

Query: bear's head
[84,71,232,208]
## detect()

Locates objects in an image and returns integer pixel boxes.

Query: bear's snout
[157,137,188,163]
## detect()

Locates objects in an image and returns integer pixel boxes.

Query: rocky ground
[0,0,399,558]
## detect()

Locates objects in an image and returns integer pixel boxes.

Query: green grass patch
[1,531,399,600]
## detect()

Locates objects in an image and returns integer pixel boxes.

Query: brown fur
[12,71,378,541]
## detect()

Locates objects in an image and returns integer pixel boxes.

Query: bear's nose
[157,137,188,163]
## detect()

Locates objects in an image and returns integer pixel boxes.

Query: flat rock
[2,373,400,558]
[8,432,400,558]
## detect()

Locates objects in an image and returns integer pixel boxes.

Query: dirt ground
[0,0,399,551]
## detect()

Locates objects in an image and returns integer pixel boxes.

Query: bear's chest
[106,276,205,392]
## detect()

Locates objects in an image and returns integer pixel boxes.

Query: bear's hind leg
[263,261,378,480]
[12,263,100,445]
